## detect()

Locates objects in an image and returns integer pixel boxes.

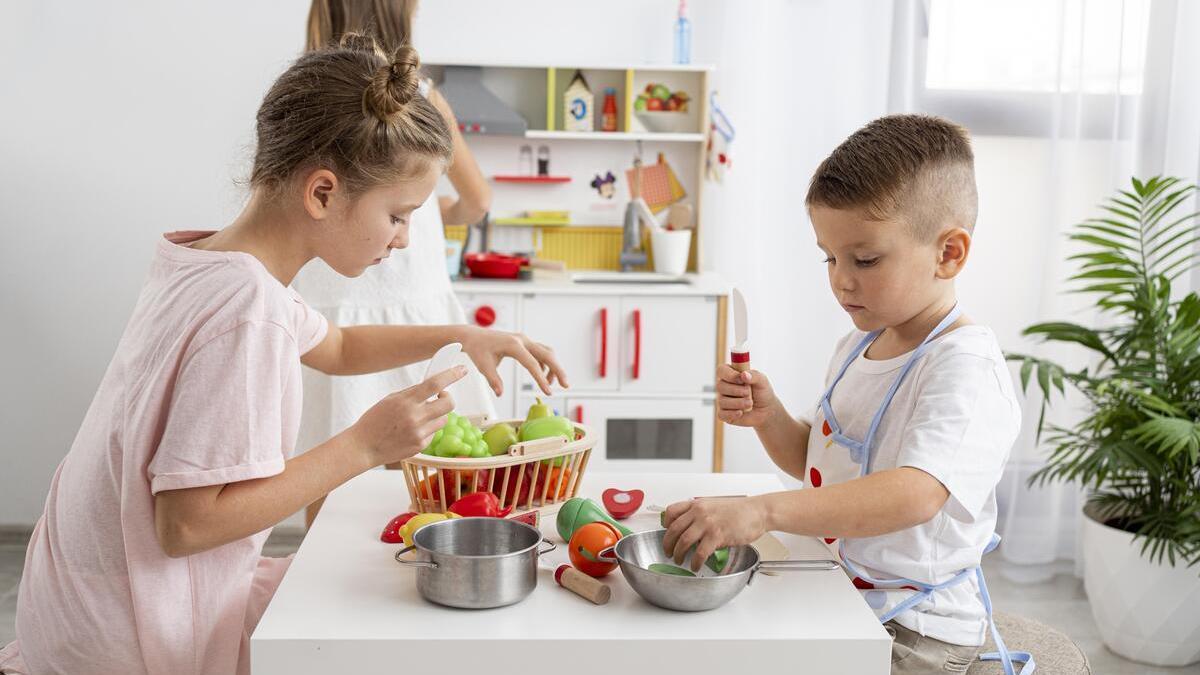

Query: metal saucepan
[395,517,557,609]
[599,529,840,612]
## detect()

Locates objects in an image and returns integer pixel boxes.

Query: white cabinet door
[519,294,619,392]
[456,292,519,419]
[617,296,717,394]
[565,397,714,473]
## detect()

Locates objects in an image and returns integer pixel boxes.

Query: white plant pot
[1081,502,1200,666]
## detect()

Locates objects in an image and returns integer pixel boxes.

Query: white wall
[0,0,1114,525]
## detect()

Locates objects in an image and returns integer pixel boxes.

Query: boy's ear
[301,169,340,221]
[935,227,972,279]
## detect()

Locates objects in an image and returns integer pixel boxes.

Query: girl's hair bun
[363,44,421,121]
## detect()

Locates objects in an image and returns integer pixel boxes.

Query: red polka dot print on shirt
[822,419,832,437]
[809,467,823,488]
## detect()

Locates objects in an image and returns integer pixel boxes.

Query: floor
[1,527,1197,674]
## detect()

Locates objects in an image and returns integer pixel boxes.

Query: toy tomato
[569,521,622,578]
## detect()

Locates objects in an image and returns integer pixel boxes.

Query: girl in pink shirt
[0,36,567,675]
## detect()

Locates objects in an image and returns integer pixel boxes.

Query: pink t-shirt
[0,232,328,675]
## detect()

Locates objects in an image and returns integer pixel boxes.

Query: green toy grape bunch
[423,412,490,458]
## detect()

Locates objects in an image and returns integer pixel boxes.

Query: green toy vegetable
[556,497,633,543]
[648,563,696,577]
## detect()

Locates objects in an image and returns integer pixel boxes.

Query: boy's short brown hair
[806,114,978,241]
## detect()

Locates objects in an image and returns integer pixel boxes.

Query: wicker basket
[401,416,595,514]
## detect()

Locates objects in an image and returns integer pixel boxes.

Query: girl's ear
[935,227,972,279]
[302,169,340,220]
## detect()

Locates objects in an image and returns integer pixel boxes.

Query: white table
[252,472,891,674]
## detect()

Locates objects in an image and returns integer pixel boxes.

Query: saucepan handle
[537,538,558,557]
[395,546,438,569]
[756,559,840,572]
[597,545,618,563]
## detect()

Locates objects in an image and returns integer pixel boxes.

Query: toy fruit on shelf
[380,512,418,543]
[448,491,513,518]
[482,422,518,456]
[602,488,644,520]
[557,497,633,543]
[423,412,489,458]
[635,83,690,114]
[569,522,622,577]
[399,512,461,547]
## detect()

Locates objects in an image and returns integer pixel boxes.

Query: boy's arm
[662,467,950,570]
[302,323,568,395]
[755,413,811,481]
[758,467,949,538]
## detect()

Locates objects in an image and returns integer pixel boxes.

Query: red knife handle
[731,350,751,372]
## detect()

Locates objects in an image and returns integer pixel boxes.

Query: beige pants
[886,620,981,674]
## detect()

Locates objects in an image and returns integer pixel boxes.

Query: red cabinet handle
[574,405,584,424]
[632,309,641,380]
[474,305,496,327]
[599,307,608,378]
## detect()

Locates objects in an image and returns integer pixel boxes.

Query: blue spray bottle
[673,0,691,65]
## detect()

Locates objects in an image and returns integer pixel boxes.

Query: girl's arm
[661,468,950,571]
[154,367,464,558]
[427,88,490,226]
[302,323,569,396]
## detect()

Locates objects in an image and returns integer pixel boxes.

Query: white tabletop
[252,472,890,674]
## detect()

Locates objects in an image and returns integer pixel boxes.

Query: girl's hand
[351,366,466,466]
[661,497,770,573]
[461,326,569,396]
[716,365,780,428]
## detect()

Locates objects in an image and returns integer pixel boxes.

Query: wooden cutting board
[751,532,790,575]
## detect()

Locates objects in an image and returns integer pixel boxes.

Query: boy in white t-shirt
[661,115,1028,674]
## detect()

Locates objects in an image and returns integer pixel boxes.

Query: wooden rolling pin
[555,564,611,605]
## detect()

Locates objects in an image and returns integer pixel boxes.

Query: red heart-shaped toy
[601,488,645,520]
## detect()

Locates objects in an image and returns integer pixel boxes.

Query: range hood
[437,66,528,136]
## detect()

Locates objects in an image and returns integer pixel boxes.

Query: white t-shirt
[802,324,1020,646]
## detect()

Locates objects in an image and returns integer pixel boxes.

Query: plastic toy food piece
[509,511,539,528]
[448,491,513,518]
[423,412,488,457]
[399,512,461,547]
[380,512,417,543]
[569,522,622,577]
[601,488,644,520]
[483,422,518,456]
[648,563,696,577]
[556,497,633,543]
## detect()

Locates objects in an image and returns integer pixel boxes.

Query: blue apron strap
[975,567,1036,675]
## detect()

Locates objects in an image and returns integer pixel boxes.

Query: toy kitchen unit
[434,58,737,474]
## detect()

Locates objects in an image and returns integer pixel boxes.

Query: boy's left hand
[460,326,569,396]
[661,496,769,573]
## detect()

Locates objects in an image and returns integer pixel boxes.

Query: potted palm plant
[1009,176,1200,666]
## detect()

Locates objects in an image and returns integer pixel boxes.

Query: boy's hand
[716,364,780,428]
[351,366,466,467]
[661,496,770,573]
[460,326,569,397]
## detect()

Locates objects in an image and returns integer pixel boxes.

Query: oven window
[606,419,692,460]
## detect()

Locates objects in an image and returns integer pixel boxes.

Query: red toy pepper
[601,488,645,520]
[448,491,514,518]
[380,512,418,543]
